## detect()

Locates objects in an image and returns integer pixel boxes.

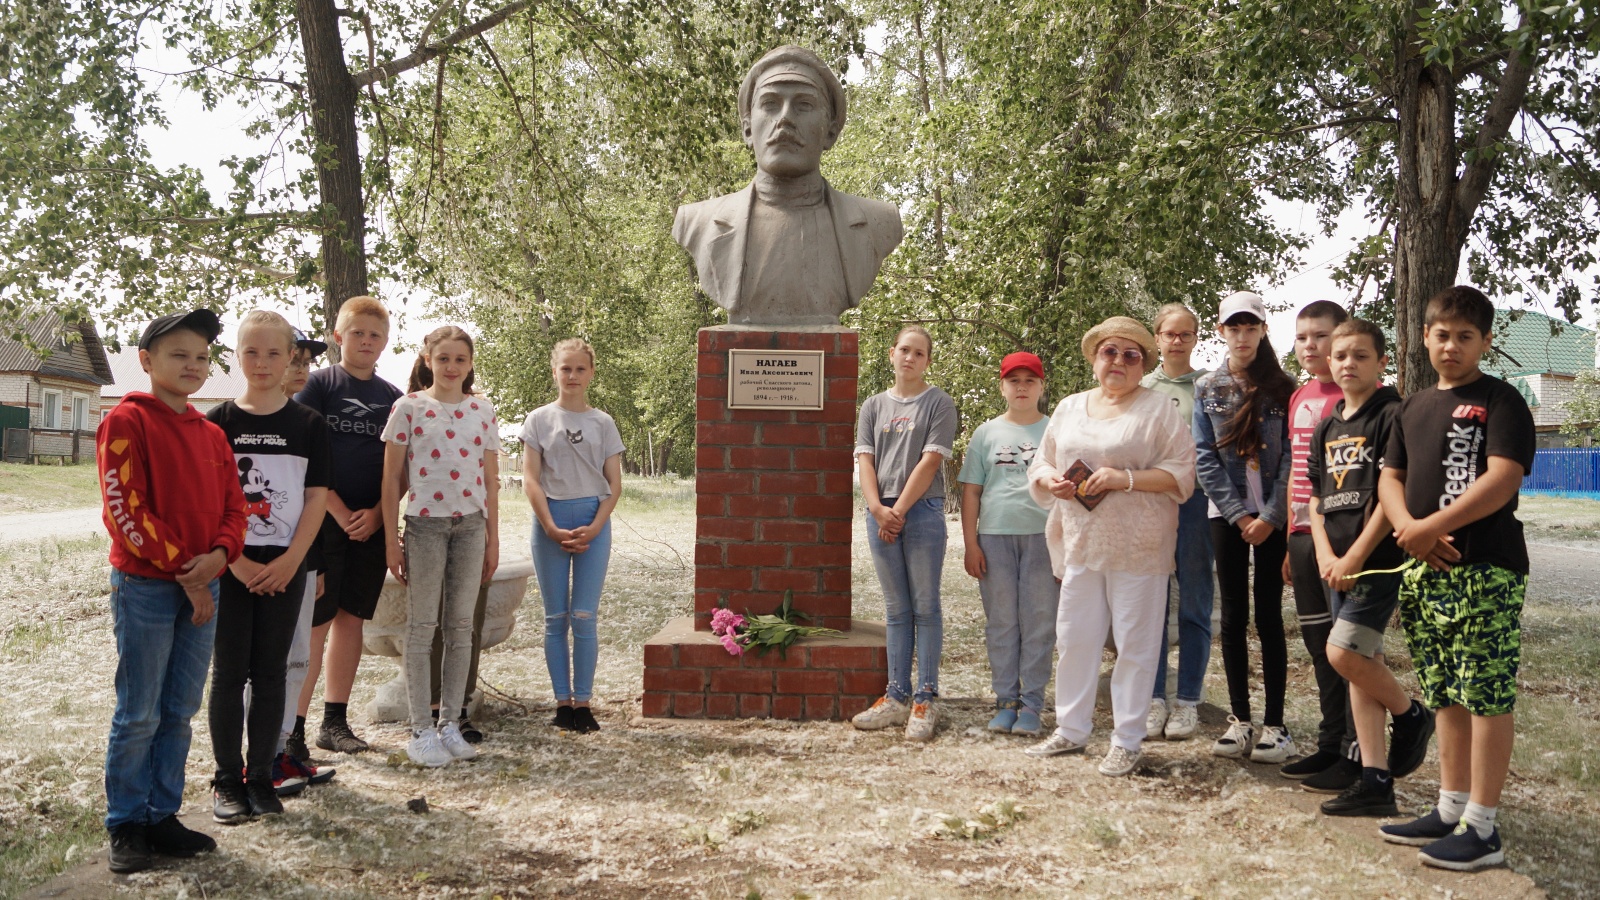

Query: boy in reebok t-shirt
[1378,286,1535,872]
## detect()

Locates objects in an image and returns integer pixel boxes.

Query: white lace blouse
[1026,387,1196,577]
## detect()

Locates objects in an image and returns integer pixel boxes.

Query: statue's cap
[739,46,847,135]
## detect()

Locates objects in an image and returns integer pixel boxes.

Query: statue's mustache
[765,128,805,148]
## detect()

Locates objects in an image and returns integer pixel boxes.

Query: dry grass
[1,486,1596,897]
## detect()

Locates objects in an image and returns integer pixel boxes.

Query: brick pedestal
[642,325,886,721]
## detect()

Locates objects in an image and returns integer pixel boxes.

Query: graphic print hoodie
[97,392,247,580]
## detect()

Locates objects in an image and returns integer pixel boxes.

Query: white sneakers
[1164,703,1199,740]
[852,695,911,731]
[1211,715,1256,759]
[1145,699,1169,738]
[1250,725,1296,764]
[1024,732,1087,758]
[406,728,454,768]
[1098,744,1142,777]
[905,700,939,742]
[439,721,478,760]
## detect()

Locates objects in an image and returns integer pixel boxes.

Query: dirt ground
[4,479,1596,898]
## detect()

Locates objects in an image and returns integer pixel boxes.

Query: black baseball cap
[138,309,222,350]
[293,327,328,358]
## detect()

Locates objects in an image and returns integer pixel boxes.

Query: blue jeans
[105,570,218,829]
[1154,490,1215,703]
[866,497,946,704]
[532,497,611,703]
[976,532,1058,713]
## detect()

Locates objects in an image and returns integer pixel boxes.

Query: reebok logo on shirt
[1440,421,1484,509]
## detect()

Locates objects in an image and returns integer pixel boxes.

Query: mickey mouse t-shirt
[382,393,501,518]
[957,416,1049,534]
[206,400,332,561]
[518,403,626,501]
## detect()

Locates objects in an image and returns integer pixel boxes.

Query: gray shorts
[1327,570,1402,658]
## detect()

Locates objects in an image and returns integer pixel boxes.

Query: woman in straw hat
[1023,316,1196,776]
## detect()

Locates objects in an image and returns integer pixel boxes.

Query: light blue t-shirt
[957,416,1049,534]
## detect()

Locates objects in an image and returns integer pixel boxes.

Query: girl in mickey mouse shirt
[380,326,500,768]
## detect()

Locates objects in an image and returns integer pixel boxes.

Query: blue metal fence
[1523,448,1600,500]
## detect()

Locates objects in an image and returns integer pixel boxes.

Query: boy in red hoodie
[97,309,246,874]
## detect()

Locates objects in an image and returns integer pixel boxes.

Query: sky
[129,32,1594,386]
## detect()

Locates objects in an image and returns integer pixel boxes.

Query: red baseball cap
[1000,351,1044,379]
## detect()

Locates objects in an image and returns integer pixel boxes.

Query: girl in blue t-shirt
[852,325,959,742]
[518,338,625,735]
[957,352,1053,737]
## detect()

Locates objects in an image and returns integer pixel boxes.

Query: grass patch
[1518,494,1600,542]
[0,461,101,513]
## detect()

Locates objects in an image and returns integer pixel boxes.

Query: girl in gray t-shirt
[851,325,958,742]
[518,338,625,735]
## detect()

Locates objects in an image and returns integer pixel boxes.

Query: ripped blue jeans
[532,497,611,703]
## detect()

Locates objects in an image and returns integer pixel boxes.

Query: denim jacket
[1192,367,1291,529]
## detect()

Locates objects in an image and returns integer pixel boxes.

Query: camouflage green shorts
[1399,563,1525,717]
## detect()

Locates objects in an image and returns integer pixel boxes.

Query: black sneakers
[1388,702,1436,779]
[1279,749,1341,780]
[316,721,371,754]
[107,822,151,874]
[1320,778,1400,817]
[573,707,601,734]
[146,815,216,857]
[284,726,310,763]
[1301,757,1361,794]
[551,706,576,731]
[212,776,251,825]
[1380,808,1459,846]
[246,777,284,817]
[1420,824,1505,871]
[459,711,483,744]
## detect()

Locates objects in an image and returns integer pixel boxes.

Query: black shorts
[312,514,389,626]
[1326,570,1402,658]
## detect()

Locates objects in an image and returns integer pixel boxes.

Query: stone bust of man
[673,46,904,327]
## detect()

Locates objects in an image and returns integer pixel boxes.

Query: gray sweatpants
[403,514,486,731]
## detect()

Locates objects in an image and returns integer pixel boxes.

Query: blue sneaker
[1380,808,1457,846]
[986,704,1018,733]
[1419,824,1504,871]
[1012,708,1043,736]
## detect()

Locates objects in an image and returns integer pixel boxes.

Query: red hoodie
[97,392,247,580]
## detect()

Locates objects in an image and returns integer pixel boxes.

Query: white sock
[1437,789,1469,824]
[1462,801,1498,839]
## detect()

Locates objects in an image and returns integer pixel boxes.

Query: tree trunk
[1391,13,1463,395]
[296,0,368,350]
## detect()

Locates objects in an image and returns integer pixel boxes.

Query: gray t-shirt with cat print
[518,403,625,500]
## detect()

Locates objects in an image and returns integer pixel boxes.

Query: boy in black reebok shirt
[1377,286,1535,871]
[1306,318,1432,820]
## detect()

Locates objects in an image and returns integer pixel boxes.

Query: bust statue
[673,46,904,327]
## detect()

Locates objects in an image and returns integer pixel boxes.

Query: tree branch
[350,0,530,87]
[415,0,460,52]
[179,242,320,284]
[1454,18,1538,235]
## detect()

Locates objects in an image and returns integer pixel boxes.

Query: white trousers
[1053,565,1170,751]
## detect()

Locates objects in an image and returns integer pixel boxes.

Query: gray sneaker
[852,695,911,731]
[1024,732,1088,758]
[1145,699,1169,737]
[904,699,939,742]
[1164,703,1199,740]
[1098,744,1142,777]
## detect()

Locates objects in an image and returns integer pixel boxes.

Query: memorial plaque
[726,349,825,410]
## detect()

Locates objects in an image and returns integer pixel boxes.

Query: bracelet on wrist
[1124,469,1135,493]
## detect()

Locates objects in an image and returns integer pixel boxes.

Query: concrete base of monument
[642,616,888,721]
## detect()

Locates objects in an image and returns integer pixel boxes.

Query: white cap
[1218,290,1267,324]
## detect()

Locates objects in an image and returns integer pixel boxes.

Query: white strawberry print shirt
[381,392,501,518]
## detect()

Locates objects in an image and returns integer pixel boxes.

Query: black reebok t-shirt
[206,400,332,563]
[1385,375,1535,573]
[295,364,402,511]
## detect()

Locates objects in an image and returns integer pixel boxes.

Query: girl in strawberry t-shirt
[379,326,500,767]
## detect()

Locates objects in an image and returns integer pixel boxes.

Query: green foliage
[1562,368,1600,442]
[733,590,840,658]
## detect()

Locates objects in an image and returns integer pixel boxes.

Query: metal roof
[1489,309,1596,377]
[0,309,115,385]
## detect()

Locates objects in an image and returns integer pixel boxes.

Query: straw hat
[1080,316,1159,374]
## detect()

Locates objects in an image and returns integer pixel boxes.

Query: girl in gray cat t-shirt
[518,338,625,735]
[852,325,958,742]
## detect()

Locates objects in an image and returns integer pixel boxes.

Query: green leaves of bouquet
[713,590,839,658]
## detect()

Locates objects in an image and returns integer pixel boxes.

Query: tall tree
[1221,0,1599,391]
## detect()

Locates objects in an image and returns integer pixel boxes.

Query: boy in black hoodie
[1306,318,1433,818]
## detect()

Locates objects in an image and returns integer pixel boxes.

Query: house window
[41,389,61,429]
[72,395,89,431]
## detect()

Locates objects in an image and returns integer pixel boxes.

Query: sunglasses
[1097,346,1144,366]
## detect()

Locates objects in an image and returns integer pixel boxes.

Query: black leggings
[1211,518,1288,727]
[209,554,306,781]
